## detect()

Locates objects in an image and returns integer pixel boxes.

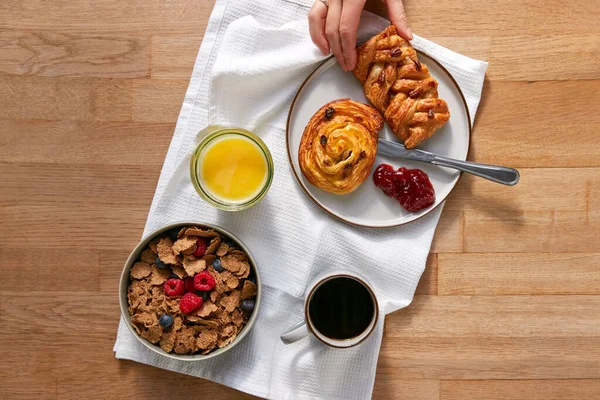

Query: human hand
[308,0,412,71]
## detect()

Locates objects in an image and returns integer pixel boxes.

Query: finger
[384,0,413,40]
[325,0,346,70]
[308,1,330,54]
[339,0,366,71]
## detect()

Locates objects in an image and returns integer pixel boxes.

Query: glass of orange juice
[190,128,274,211]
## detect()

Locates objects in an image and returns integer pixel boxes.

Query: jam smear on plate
[373,164,435,212]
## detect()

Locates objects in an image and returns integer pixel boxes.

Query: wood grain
[438,253,600,295]
[0,31,150,78]
[151,35,204,79]
[0,249,100,292]
[431,211,463,253]
[373,377,440,400]
[0,162,159,207]
[445,168,593,212]
[0,120,174,165]
[378,337,600,379]
[464,211,600,253]
[441,379,600,400]
[469,80,600,167]
[366,0,599,36]
[0,76,132,121]
[132,79,188,123]
[385,295,600,338]
[0,0,598,398]
[0,0,216,35]
[415,254,438,295]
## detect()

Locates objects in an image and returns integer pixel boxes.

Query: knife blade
[377,138,520,186]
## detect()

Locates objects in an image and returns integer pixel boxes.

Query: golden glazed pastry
[299,99,383,194]
[353,26,450,148]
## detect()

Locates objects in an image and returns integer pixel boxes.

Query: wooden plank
[420,35,600,83]
[0,205,147,250]
[415,254,438,295]
[475,81,600,129]
[0,249,100,292]
[0,0,216,35]
[99,250,132,293]
[0,120,174,165]
[590,175,599,212]
[379,336,600,379]
[0,162,159,207]
[1,338,257,398]
[0,31,150,78]
[373,376,439,400]
[445,168,591,212]
[56,361,258,400]
[0,350,58,398]
[386,295,600,338]
[464,210,600,253]
[132,79,188,123]
[488,36,600,81]
[0,292,120,339]
[423,36,491,61]
[438,253,600,295]
[151,35,204,79]
[0,76,132,121]
[3,0,596,37]
[431,211,463,253]
[440,379,600,400]
[470,81,600,167]
[365,0,599,36]
[383,296,600,378]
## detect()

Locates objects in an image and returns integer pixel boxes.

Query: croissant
[353,26,450,148]
[299,99,383,194]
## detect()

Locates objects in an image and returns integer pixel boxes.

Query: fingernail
[407,27,413,40]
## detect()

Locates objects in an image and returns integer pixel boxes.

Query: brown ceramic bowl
[118,221,261,361]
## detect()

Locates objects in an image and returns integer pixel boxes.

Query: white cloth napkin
[114,0,487,398]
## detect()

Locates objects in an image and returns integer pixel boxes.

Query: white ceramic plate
[286,52,471,228]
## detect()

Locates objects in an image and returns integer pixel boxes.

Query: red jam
[373,164,435,212]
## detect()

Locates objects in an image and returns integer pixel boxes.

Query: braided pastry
[353,26,450,148]
[299,99,383,194]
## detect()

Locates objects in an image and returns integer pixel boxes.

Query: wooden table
[1,0,598,398]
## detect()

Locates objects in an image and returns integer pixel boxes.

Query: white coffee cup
[280,271,379,348]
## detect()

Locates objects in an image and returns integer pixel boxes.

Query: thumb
[384,0,413,40]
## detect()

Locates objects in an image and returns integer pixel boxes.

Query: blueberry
[166,228,180,242]
[159,314,174,328]
[212,259,224,272]
[226,239,237,249]
[155,256,168,269]
[247,275,257,284]
[240,299,255,313]
[199,291,210,301]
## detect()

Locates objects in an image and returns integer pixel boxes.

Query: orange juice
[200,135,268,203]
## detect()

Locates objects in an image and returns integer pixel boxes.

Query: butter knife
[378,139,520,186]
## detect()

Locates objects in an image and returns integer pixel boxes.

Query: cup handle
[280,322,309,344]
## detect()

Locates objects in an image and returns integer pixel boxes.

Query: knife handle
[431,155,520,186]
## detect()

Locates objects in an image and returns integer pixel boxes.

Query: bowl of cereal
[118,222,261,360]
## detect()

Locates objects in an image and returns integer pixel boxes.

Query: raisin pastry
[299,99,383,194]
[353,25,450,148]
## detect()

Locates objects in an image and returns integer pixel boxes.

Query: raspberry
[193,238,207,257]
[163,278,185,296]
[194,271,216,291]
[179,292,203,313]
[184,277,196,293]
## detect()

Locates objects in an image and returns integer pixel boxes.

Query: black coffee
[308,277,374,340]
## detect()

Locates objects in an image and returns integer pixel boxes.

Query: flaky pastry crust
[299,99,383,194]
[353,26,450,148]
